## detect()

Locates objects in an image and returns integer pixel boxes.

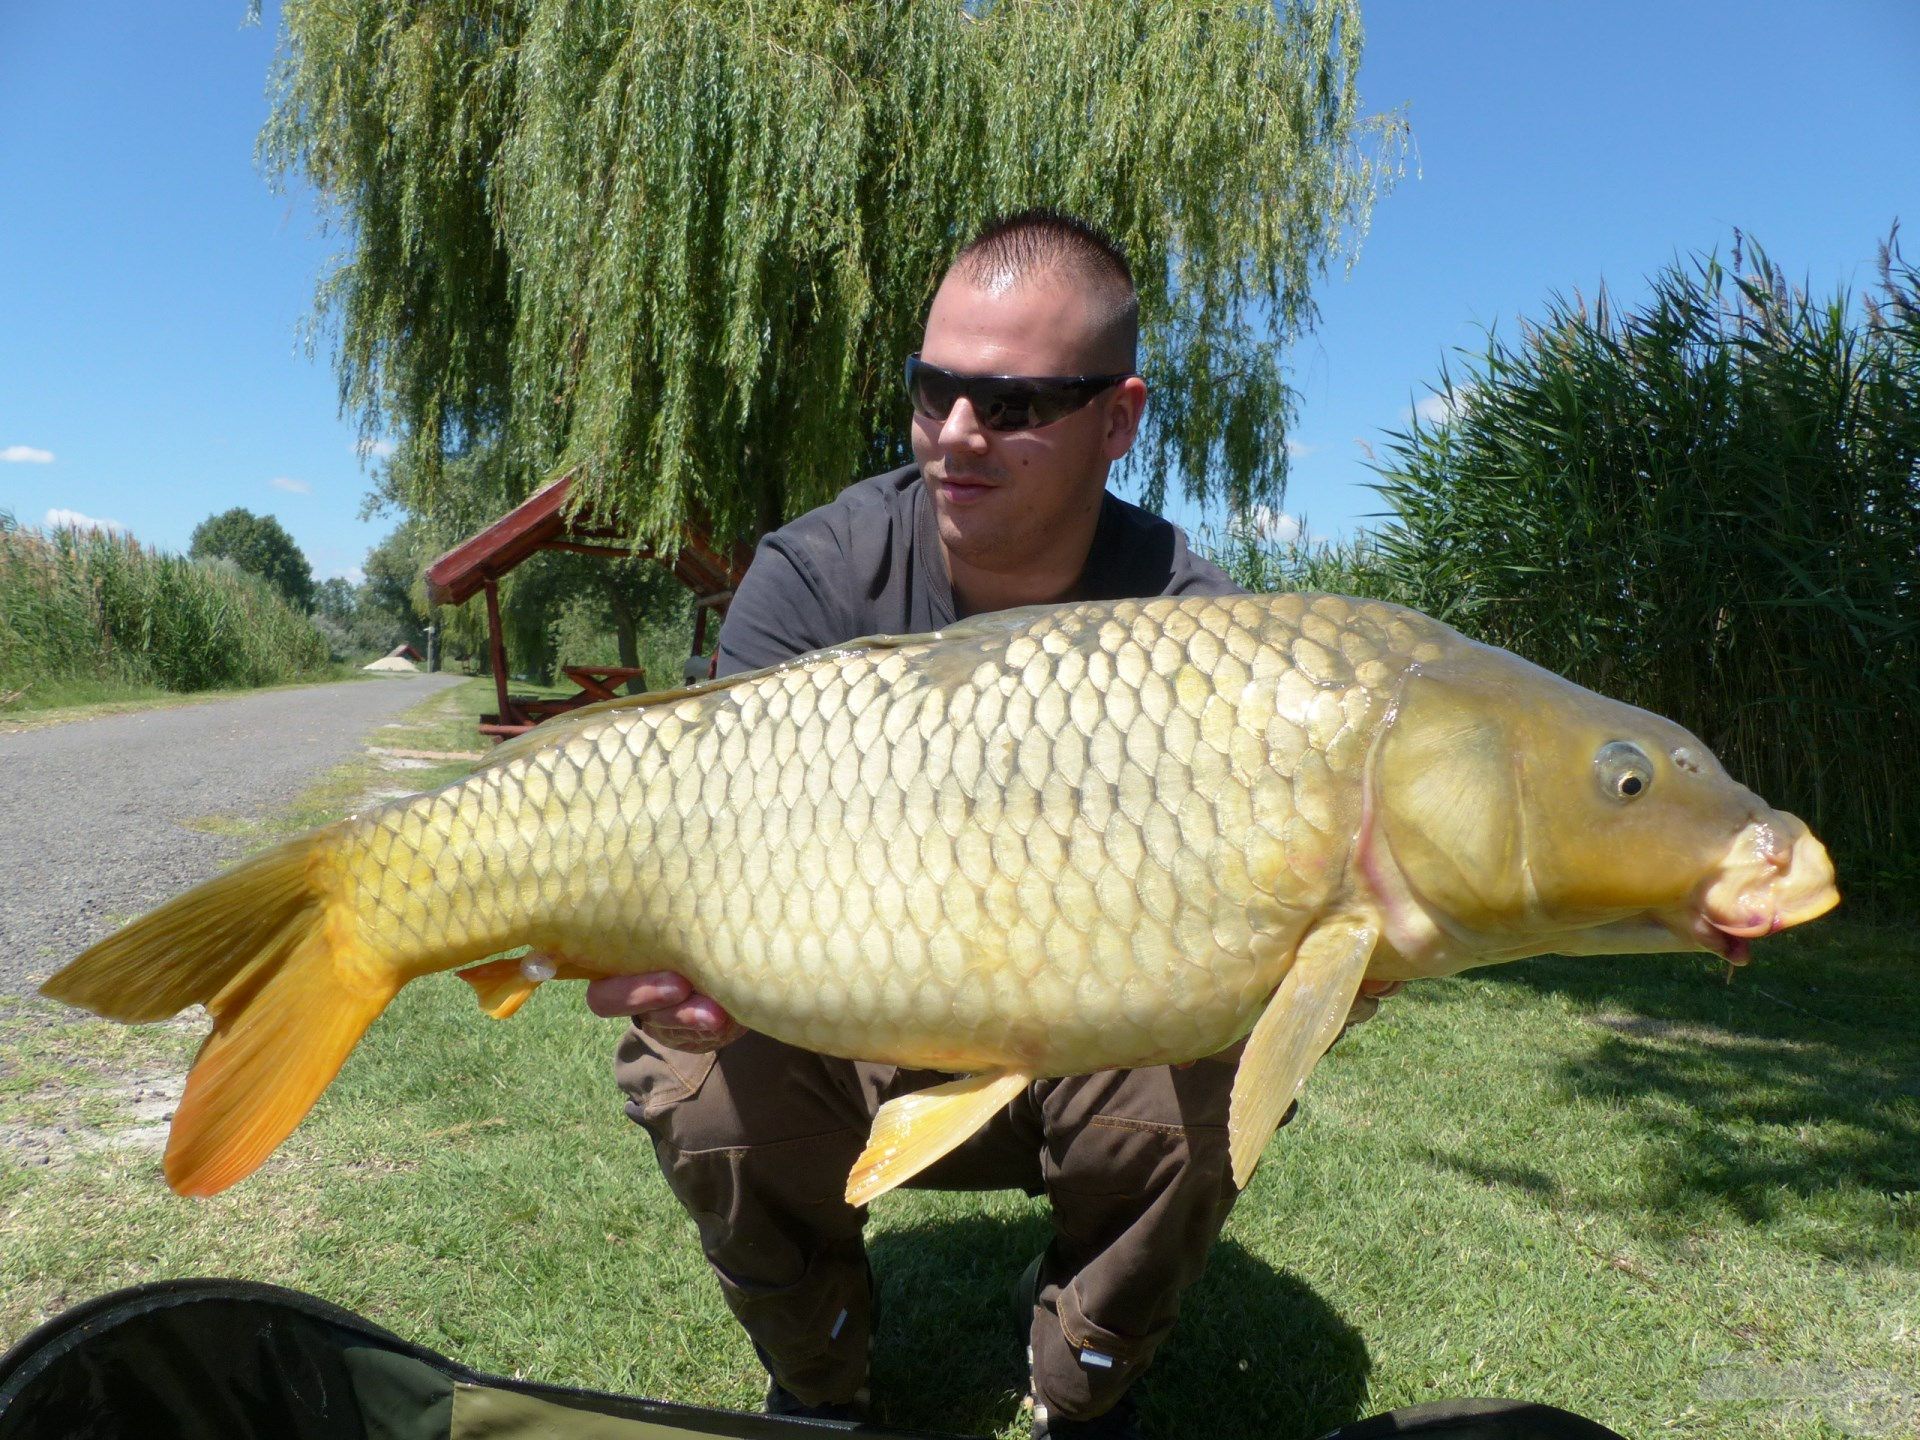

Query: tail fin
[40,828,399,1197]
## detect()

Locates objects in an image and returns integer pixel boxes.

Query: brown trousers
[615,1028,1253,1421]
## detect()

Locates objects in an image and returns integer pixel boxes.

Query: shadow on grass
[1422,1150,1563,1200]
[869,1214,1369,1439]
[1469,923,1919,1259]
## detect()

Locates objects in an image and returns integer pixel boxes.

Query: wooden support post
[483,576,513,725]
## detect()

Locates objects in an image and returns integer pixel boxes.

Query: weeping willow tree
[264,0,1402,548]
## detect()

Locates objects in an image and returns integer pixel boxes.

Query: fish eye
[1594,740,1653,801]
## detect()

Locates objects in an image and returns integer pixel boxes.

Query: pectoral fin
[1229,922,1378,1188]
[846,1070,1032,1206]
[456,955,601,1020]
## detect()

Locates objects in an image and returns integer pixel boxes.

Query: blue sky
[2,3,1915,581]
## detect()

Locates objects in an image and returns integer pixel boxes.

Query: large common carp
[43,593,1838,1201]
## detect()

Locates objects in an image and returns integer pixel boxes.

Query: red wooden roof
[424,475,754,606]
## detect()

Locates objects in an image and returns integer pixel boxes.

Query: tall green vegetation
[1201,512,1413,603]
[0,514,331,708]
[263,0,1404,547]
[1369,234,1920,894]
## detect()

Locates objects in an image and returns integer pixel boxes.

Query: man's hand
[584,970,745,1053]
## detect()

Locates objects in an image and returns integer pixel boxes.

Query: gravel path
[0,674,464,997]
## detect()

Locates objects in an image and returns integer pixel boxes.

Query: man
[584,209,1376,1438]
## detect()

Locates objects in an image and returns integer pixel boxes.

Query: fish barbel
[42,593,1839,1200]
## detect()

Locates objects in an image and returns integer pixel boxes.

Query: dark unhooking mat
[0,1279,1627,1440]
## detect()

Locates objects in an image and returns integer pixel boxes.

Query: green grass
[4,682,1913,1438]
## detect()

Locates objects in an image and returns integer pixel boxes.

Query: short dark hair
[949,208,1139,369]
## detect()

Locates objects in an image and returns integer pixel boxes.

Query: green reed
[0,513,331,704]
[1199,514,1414,604]
[1368,233,1919,897]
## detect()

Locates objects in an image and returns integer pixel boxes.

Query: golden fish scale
[343,594,1447,1074]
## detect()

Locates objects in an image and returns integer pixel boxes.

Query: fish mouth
[1674,814,1841,963]
[1684,912,1755,966]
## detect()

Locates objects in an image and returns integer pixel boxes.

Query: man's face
[911,271,1145,581]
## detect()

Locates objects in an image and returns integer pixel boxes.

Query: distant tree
[354,522,431,655]
[188,508,315,612]
[313,575,358,623]
[265,0,1405,548]
[497,549,687,688]
[309,574,365,660]
[359,531,419,632]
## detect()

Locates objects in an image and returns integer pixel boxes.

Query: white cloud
[44,507,125,533]
[1411,385,1475,427]
[354,438,396,460]
[1240,505,1309,545]
[3,445,54,464]
[328,566,367,585]
[1284,439,1319,461]
[270,476,311,494]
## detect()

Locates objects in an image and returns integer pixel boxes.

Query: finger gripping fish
[42,593,1839,1200]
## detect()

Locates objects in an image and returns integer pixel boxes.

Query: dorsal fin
[475,669,750,772]
[469,614,1044,772]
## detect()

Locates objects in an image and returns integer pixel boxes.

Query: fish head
[1361,638,1839,976]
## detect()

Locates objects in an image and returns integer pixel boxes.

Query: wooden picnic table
[561,664,646,701]
[479,665,650,739]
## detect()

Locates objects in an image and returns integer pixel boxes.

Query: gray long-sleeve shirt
[715,465,1240,677]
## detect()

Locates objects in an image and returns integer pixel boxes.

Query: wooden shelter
[424,476,754,740]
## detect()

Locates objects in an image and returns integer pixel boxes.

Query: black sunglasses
[904,354,1134,432]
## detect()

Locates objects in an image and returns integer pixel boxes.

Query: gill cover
[1368,641,1719,950]
[1371,666,1528,930]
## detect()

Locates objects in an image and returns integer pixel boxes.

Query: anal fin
[1229,922,1377,1188]
[456,954,600,1020]
[846,1070,1031,1206]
